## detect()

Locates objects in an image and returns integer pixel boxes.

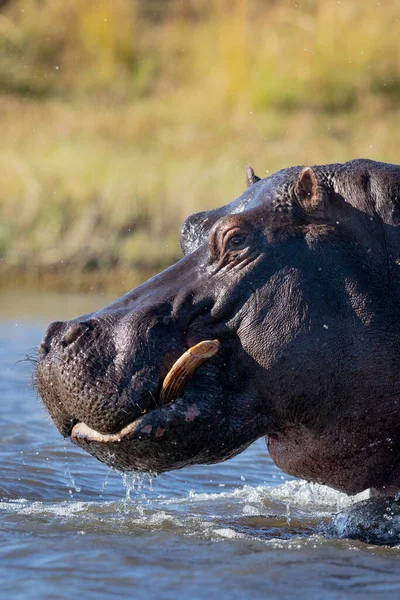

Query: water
[1,290,400,600]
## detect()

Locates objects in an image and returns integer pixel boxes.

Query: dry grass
[1,0,400,290]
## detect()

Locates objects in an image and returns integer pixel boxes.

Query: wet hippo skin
[36,159,400,518]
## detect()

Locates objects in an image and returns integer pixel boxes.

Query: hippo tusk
[71,340,220,444]
[159,340,220,406]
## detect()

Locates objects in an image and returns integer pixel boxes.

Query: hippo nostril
[61,322,91,347]
[38,320,65,355]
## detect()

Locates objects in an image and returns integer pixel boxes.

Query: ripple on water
[0,478,373,545]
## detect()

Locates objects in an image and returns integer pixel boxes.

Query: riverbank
[2,94,400,292]
[1,0,400,291]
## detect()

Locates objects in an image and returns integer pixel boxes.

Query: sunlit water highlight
[1,291,400,600]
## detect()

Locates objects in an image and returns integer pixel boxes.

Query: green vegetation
[1,0,400,291]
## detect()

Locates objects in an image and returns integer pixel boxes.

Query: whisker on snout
[17,348,40,390]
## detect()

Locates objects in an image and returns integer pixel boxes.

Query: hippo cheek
[70,397,226,473]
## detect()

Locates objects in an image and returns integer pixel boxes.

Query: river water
[1,290,400,599]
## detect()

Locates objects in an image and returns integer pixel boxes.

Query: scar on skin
[141,425,152,434]
[156,427,166,438]
[184,404,200,422]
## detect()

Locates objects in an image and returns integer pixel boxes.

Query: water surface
[1,290,400,599]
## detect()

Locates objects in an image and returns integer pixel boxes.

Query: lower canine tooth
[159,340,220,405]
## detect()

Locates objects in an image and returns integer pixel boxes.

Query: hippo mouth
[70,339,220,446]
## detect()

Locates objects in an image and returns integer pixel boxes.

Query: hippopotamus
[37,159,400,506]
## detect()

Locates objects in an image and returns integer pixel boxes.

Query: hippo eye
[225,232,247,251]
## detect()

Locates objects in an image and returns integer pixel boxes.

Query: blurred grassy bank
[1,0,400,292]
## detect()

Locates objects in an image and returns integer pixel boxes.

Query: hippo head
[37,160,400,495]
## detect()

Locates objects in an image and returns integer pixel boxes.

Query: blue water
[1,291,400,600]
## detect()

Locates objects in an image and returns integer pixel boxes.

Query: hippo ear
[246,166,261,188]
[295,167,323,213]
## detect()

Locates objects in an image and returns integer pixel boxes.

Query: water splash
[285,501,291,526]
[99,468,112,497]
[120,471,156,515]
[62,440,81,497]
